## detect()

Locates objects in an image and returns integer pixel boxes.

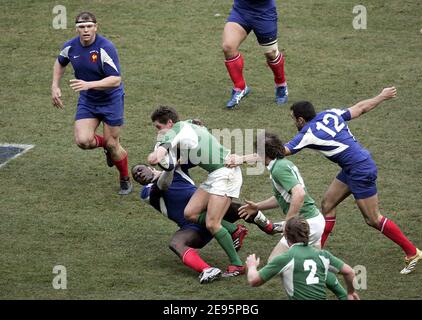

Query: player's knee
[205,219,220,234]
[168,240,184,257]
[222,41,237,57]
[264,49,278,61]
[104,137,119,151]
[364,217,375,228]
[365,215,382,228]
[168,239,179,253]
[184,208,197,223]
[75,136,94,149]
[321,199,330,215]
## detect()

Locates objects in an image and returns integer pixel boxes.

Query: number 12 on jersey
[315,114,345,137]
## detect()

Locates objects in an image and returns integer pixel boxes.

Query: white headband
[75,21,96,27]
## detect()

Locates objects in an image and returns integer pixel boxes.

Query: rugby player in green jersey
[239,132,350,298]
[247,216,359,300]
[148,106,246,277]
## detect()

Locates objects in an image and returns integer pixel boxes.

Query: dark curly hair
[264,132,285,160]
[151,106,180,124]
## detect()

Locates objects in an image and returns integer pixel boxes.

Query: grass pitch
[0,0,421,299]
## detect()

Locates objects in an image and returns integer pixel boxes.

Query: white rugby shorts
[279,212,325,248]
[199,166,242,198]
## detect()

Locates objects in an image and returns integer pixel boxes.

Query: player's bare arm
[238,196,279,220]
[285,184,305,221]
[157,168,175,191]
[348,86,397,120]
[225,153,261,168]
[148,145,168,165]
[339,264,360,300]
[51,60,66,108]
[69,76,121,92]
[283,146,292,156]
[246,254,264,287]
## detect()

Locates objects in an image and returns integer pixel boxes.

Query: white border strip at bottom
[0,143,35,169]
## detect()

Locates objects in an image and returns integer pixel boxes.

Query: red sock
[378,216,417,257]
[321,216,336,248]
[182,248,210,273]
[94,135,105,148]
[267,52,286,87]
[224,53,246,90]
[112,152,129,179]
[263,223,274,234]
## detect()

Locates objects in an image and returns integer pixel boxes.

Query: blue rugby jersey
[140,168,197,228]
[57,34,124,105]
[285,109,371,169]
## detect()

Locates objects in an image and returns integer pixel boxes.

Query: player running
[223,0,288,108]
[51,12,132,195]
[238,132,348,298]
[282,87,420,274]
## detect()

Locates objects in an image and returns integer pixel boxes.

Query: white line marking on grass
[0,143,35,168]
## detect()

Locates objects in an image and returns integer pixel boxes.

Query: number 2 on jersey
[304,259,319,285]
[315,114,345,137]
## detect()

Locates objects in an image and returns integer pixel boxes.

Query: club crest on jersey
[90,50,98,63]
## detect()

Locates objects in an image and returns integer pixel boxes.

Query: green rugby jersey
[268,158,319,219]
[159,120,230,173]
[259,243,345,300]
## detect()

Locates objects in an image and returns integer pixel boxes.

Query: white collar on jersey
[267,159,277,171]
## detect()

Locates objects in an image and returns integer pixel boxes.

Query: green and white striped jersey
[159,120,230,173]
[259,243,345,300]
[268,158,319,219]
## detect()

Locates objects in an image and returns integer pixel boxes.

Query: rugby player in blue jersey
[51,12,132,195]
[283,87,421,274]
[223,0,288,108]
[132,163,282,283]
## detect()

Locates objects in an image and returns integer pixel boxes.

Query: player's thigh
[355,194,382,226]
[184,188,209,221]
[74,118,100,143]
[103,122,121,141]
[181,227,210,249]
[253,9,278,56]
[207,194,231,223]
[169,228,205,257]
[268,238,289,263]
[222,22,248,54]
[222,201,241,223]
[321,176,351,215]
[99,97,125,139]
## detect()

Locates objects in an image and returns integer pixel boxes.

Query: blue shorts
[180,223,213,247]
[75,95,124,127]
[227,7,278,45]
[336,158,378,200]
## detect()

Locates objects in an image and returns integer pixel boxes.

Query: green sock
[326,272,347,300]
[221,219,237,234]
[215,227,243,266]
[197,212,207,226]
